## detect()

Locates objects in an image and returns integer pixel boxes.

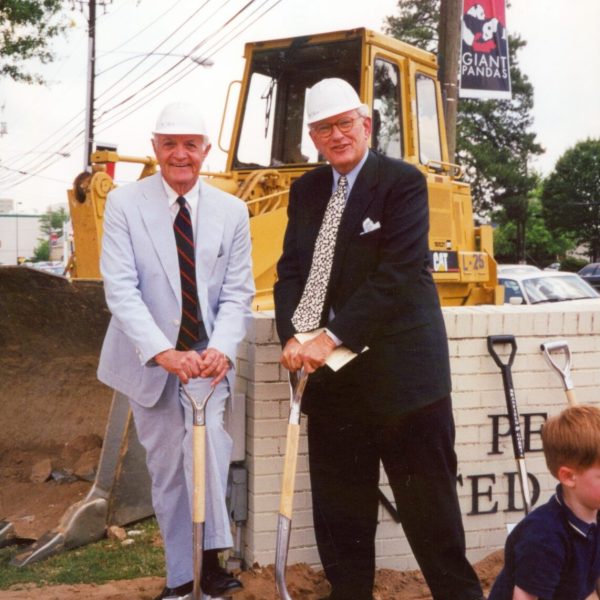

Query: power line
[0,0,284,189]
[94,0,272,133]
[0,1,218,181]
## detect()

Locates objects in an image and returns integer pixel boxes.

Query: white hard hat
[306,78,368,125]
[153,102,208,136]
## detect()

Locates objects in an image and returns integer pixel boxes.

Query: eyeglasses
[311,116,363,139]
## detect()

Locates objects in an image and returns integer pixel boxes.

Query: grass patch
[0,517,164,590]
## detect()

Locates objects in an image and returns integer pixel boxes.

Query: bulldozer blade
[11,391,153,566]
[10,498,108,566]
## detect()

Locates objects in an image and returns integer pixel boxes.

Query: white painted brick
[246,436,280,456]
[236,310,600,572]
[248,343,282,363]
[247,400,280,420]
[578,310,593,334]
[449,356,483,374]
[251,362,282,382]
[248,417,288,439]
[247,381,289,401]
[455,312,473,338]
[442,310,457,337]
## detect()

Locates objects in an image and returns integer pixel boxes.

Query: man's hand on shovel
[280,331,337,373]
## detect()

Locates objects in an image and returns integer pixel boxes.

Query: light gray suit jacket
[97,172,255,407]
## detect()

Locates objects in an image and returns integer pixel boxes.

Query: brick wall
[236,302,600,569]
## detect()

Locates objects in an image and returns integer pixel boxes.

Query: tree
[32,238,50,261]
[541,139,600,261]
[0,0,67,84]
[39,206,68,238]
[493,197,574,266]
[383,0,543,258]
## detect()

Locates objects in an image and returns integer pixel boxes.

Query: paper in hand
[294,328,367,372]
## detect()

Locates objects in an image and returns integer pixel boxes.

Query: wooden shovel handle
[193,424,206,524]
[279,423,300,519]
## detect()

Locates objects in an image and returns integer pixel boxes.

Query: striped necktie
[174,196,200,350]
[292,176,348,332]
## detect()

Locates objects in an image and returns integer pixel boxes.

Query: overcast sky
[0,0,598,213]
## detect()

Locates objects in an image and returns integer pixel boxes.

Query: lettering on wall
[458,412,547,515]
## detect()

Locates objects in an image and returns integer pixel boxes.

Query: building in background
[0,213,44,265]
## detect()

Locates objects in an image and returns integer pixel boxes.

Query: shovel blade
[275,514,293,600]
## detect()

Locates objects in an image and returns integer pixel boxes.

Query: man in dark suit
[274,78,483,600]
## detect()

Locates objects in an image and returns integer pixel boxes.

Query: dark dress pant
[307,396,483,600]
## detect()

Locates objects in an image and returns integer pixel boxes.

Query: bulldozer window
[415,73,442,165]
[372,58,403,159]
[234,38,362,170]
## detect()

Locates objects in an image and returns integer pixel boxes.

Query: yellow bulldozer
[0,27,501,566]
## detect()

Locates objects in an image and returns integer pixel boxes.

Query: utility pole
[83,0,96,171]
[438,0,462,164]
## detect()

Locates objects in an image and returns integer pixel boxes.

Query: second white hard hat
[305,78,368,125]
[153,102,208,136]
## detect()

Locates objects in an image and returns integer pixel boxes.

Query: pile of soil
[0,552,505,599]
[0,267,112,538]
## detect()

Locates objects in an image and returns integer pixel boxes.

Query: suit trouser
[307,396,483,600]
[129,374,233,588]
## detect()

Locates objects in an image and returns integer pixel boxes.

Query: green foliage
[384,0,542,219]
[39,206,68,237]
[384,0,439,52]
[32,238,50,261]
[493,197,574,265]
[541,138,600,261]
[0,0,67,84]
[0,518,164,589]
[560,256,588,273]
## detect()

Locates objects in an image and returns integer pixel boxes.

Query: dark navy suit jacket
[274,150,451,418]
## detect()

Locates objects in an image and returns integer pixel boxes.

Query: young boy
[489,404,600,600]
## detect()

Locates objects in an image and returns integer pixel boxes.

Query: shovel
[487,335,532,516]
[275,332,363,599]
[540,340,577,406]
[181,385,215,600]
[275,369,308,600]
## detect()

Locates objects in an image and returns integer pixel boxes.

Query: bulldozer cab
[219,28,500,307]
[232,36,362,170]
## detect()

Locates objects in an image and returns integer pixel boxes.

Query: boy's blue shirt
[489,484,600,600]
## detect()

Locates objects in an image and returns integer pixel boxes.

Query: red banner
[459,0,512,99]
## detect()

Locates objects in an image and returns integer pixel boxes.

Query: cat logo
[429,251,459,273]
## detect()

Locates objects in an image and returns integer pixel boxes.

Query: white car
[497,264,542,275]
[498,270,600,305]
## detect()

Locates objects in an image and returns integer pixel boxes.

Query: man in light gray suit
[98,102,254,600]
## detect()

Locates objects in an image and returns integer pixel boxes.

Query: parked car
[578,262,600,290]
[497,264,542,275]
[20,261,66,277]
[544,262,561,271]
[498,270,600,304]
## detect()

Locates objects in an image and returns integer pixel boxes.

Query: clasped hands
[280,331,336,374]
[155,347,230,385]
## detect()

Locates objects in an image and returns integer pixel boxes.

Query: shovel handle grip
[193,424,206,524]
[487,335,517,369]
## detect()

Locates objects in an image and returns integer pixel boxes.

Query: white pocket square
[360,218,381,235]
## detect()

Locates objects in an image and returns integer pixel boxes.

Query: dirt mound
[0,552,506,599]
[0,266,112,537]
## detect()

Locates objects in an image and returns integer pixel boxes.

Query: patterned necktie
[292,176,348,332]
[174,196,200,350]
